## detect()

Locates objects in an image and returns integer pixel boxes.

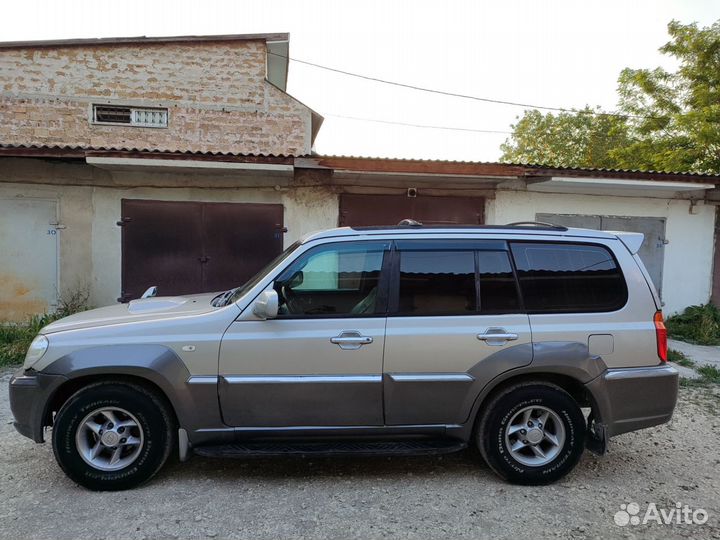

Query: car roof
[301,223,622,243]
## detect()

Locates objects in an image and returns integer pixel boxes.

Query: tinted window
[275,241,388,317]
[510,242,627,312]
[478,251,520,313]
[397,251,476,315]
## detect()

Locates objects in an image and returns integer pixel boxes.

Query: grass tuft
[666,304,720,345]
[697,364,720,384]
[667,349,695,367]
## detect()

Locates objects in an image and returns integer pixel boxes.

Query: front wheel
[476,382,586,485]
[52,381,175,491]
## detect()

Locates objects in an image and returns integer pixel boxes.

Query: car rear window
[509,242,627,313]
[397,251,476,315]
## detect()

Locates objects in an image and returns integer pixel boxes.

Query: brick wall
[0,40,311,155]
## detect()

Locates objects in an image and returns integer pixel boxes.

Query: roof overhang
[0,33,290,49]
[528,176,715,197]
[85,155,293,177]
[266,39,289,92]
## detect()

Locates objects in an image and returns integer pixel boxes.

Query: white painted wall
[491,190,716,315]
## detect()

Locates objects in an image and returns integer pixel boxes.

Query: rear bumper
[585,364,678,438]
[8,368,67,443]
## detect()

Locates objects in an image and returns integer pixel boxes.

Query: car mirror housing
[252,289,279,320]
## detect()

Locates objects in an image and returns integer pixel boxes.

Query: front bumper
[8,368,67,443]
[585,364,678,438]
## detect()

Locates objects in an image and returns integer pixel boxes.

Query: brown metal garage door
[339,194,485,227]
[120,199,284,301]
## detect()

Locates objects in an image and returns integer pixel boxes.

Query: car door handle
[477,333,518,341]
[331,331,373,350]
[477,328,518,345]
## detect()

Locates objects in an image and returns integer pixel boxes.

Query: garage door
[0,199,59,321]
[339,194,484,226]
[537,213,666,296]
[120,200,284,301]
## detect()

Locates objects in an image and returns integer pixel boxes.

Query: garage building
[0,34,719,319]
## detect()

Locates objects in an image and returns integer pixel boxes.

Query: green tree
[500,20,720,174]
[614,20,720,173]
[499,107,630,169]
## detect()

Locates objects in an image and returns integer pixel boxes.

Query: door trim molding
[187,376,219,385]
[222,374,381,384]
[387,373,475,383]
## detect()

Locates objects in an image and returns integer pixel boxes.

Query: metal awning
[528,176,715,197]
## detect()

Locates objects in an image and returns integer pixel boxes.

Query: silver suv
[9,222,678,490]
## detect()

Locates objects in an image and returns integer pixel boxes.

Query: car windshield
[213,241,303,307]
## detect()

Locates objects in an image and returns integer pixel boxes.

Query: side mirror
[252,289,279,320]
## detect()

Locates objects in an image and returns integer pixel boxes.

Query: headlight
[24,334,49,369]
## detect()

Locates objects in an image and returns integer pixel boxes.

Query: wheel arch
[40,344,224,434]
[43,373,178,429]
[466,370,597,439]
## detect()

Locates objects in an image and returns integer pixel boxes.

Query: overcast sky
[1,0,718,161]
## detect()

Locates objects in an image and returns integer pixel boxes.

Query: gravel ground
[1,368,719,540]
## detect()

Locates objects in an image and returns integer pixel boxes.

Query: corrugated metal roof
[307,154,720,182]
[520,162,720,178]
[314,154,720,178]
[1,145,717,182]
[0,143,299,159]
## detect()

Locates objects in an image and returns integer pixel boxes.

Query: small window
[94,105,131,124]
[397,251,476,315]
[478,251,520,313]
[275,241,389,317]
[92,105,168,128]
[510,242,627,313]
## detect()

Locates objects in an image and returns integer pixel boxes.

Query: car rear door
[382,239,532,425]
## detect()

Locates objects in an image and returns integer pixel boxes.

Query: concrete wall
[489,190,715,315]
[0,40,312,155]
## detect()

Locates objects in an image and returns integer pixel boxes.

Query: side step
[193,439,467,459]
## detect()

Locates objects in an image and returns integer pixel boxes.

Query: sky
[1,0,718,161]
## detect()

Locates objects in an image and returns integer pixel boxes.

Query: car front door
[218,240,391,427]
[382,239,533,425]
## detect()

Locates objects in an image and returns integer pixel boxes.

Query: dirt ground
[1,369,719,540]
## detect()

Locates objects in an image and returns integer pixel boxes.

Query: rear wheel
[476,382,585,485]
[52,381,174,491]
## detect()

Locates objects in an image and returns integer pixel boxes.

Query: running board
[193,439,467,459]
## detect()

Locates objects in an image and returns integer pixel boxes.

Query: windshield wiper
[211,289,235,307]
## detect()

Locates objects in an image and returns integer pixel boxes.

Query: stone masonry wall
[0,40,310,155]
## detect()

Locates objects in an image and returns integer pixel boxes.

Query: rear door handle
[477,328,518,346]
[331,331,373,350]
[477,333,518,341]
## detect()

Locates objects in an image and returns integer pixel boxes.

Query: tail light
[654,311,668,362]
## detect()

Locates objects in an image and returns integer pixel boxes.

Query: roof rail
[397,219,423,227]
[505,221,568,231]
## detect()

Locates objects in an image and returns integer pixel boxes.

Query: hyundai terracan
[9,222,678,490]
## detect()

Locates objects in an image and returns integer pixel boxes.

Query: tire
[476,382,585,485]
[52,381,175,491]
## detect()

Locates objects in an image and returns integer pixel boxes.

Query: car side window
[274,241,389,317]
[396,250,476,315]
[510,242,627,313]
[478,251,521,313]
